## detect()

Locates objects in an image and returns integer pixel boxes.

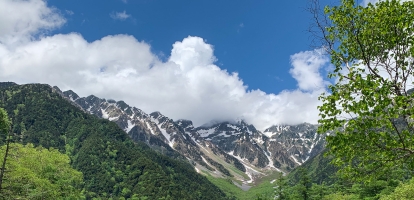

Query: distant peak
[52,86,63,95]
[116,100,127,105]
[150,111,164,118]
[116,100,130,110]
[176,119,192,123]
[107,99,116,103]
[198,118,255,129]
[264,122,317,132]
[199,120,228,128]
[62,90,80,101]
[176,119,194,128]
[86,95,99,100]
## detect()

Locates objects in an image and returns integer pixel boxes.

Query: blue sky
[0,0,342,130]
[49,0,330,94]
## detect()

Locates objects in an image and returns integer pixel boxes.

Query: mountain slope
[287,149,338,185]
[0,83,229,199]
[263,123,325,171]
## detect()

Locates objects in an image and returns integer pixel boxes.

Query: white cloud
[362,0,410,6]
[0,0,65,46]
[110,11,131,21]
[362,0,378,6]
[289,50,329,91]
[0,0,329,130]
[65,10,74,15]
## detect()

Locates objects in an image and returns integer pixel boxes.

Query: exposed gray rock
[58,88,326,182]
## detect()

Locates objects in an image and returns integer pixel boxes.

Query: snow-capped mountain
[55,87,326,184]
[194,121,270,168]
[263,123,325,171]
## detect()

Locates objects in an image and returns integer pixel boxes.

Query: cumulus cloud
[0,0,65,45]
[110,11,131,21]
[0,0,330,130]
[290,50,329,91]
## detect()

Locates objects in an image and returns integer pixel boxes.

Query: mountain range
[55,86,326,185]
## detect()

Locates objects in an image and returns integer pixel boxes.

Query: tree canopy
[254,1,414,199]
[0,143,84,199]
[317,0,414,181]
[0,108,10,138]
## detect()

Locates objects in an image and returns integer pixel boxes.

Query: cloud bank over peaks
[0,0,330,131]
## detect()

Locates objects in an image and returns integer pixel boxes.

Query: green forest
[0,83,231,199]
[1,0,414,199]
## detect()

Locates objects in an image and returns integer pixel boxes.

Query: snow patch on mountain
[230,150,265,184]
[196,141,209,152]
[126,120,134,132]
[145,121,155,135]
[159,127,174,148]
[227,124,239,130]
[201,156,214,169]
[217,131,231,138]
[291,155,302,165]
[101,108,109,119]
[253,136,265,145]
[263,149,280,171]
[109,116,119,121]
[198,128,216,138]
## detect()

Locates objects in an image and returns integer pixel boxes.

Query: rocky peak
[62,90,80,101]
[116,100,129,111]
[149,111,163,119]
[175,119,194,130]
[263,123,325,170]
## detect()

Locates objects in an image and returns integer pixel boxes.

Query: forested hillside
[277,151,411,199]
[0,83,230,199]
